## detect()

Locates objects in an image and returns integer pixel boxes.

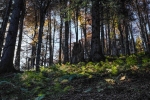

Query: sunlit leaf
[120,75,126,81]
[105,78,115,84]
[61,79,69,84]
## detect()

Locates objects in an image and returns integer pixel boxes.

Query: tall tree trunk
[107,11,111,55]
[90,0,105,62]
[124,20,130,55]
[136,0,148,51]
[82,6,90,60]
[118,21,125,55]
[112,17,116,55]
[0,0,23,73]
[15,0,25,71]
[36,9,44,71]
[44,31,48,66]
[100,3,104,54]
[129,23,137,53]
[59,15,63,64]
[0,0,12,59]
[69,20,72,62]
[64,3,69,63]
[52,18,56,63]
[31,6,38,69]
[75,6,79,43]
[49,14,53,66]
[141,14,150,53]
[36,1,49,71]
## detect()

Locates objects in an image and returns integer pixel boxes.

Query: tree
[59,9,63,64]
[36,0,50,71]
[90,0,105,62]
[0,0,24,73]
[63,0,69,63]
[14,0,26,71]
[0,0,12,59]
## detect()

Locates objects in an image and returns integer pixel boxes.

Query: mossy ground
[0,53,150,100]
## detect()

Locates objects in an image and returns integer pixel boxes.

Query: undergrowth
[0,54,150,99]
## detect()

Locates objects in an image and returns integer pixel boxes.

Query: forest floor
[59,72,150,100]
[0,70,150,100]
[1,54,150,100]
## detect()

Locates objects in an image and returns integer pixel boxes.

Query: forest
[0,0,150,99]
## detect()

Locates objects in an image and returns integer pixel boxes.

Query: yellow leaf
[120,76,126,81]
[105,78,115,84]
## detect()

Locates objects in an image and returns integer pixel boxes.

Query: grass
[0,54,150,99]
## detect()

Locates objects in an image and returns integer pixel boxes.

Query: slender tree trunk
[112,17,116,55]
[64,3,69,63]
[59,15,63,64]
[100,3,104,54]
[15,0,25,71]
[124,20,130,55]
[31,6,38,69]
[49,14,53,65]
[107,12,111,55]
[83,5,90,60]
[44,31,48,66]
[36,9,44,71]
[69,20,72,62]
[75,6,79,43]
[129,23,137,53]
[0,0,23,73]
[36,1,49,71]
[52,18,56,63]
[118,21,125,55]
[105,25,108,55]
[0,0,12,59]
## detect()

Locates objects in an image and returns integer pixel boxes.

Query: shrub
[126,55,138,66]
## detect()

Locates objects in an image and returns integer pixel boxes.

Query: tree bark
[129,23,137,53]
[64,4,69,63]
[124,20,130,55]
[0,0,23,73]
[59,15,63,64]
[90,0,105,62]
[49,13,53,66]
[100,3,104,54]
[0,0,12,59]
[31,5,38,69]
[118,21,125,55]
[36,1,50,71]
[15,0,25,71]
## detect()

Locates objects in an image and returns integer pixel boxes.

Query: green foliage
[53,82,62,92]
[63,86,73,92]
[21,72,45,87]
[0,80,28,100]
[114,58,124,65]
[35,94,45,100]
[58,74,79,82]
[126,55,138,66]
[111,65,118,75]
[142,56,150,67]
[1,54,150,99]
[0,81,15,94]
[136,36,143,52]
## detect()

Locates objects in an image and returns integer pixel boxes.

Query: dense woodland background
[1,0,150,99]
[0,0,150,72]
